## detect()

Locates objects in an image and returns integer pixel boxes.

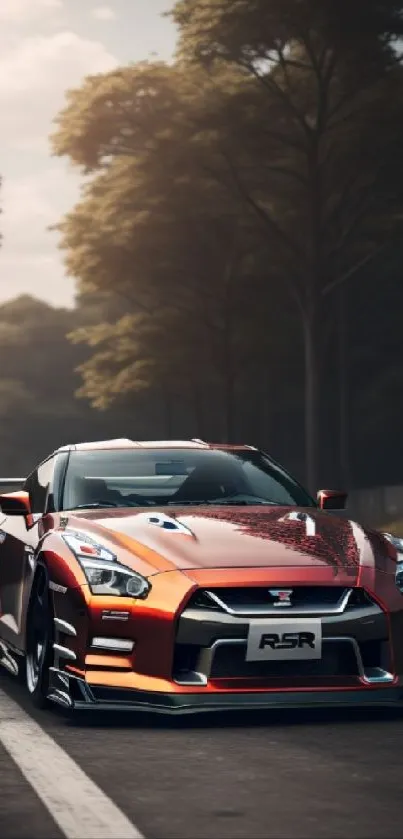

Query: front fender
[20,530,89,654]
[38,530,88,591]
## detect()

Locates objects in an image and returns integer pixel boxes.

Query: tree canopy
[47,0,403,489]
[170,0,403,487]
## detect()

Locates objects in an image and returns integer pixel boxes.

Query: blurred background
[1,0,403,532]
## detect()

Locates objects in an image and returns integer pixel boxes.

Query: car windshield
[61,447,315,510]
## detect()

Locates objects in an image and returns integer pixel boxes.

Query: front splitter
[48,670,403,715]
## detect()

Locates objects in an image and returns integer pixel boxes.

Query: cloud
[0,0,62,23]
[0,166,79,306]
[0,31,118,305]
[2,167,78,255]
[0,252,72,307]
[0,4,176,307]
[0,31,117,150]
[92,5,116,20]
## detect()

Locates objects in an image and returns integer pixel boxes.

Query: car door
[0,456,55,651]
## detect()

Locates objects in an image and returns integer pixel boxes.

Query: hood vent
[145,513,193,536]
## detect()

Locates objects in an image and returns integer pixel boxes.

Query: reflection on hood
[191,507,360,571]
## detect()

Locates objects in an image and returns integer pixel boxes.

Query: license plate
[246,619,322,662]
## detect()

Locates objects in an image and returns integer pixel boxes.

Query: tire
[25,567,54,709]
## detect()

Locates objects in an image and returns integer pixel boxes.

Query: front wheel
[25,568,53,708]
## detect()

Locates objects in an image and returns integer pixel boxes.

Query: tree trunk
[338,286,350,488]
[223,368,235,442]
[191,378,205,439]
[260,373,272,452]
[304,128,324,494]
[222,299,236,442]
[303,307,320,494]
[163,391,173,437]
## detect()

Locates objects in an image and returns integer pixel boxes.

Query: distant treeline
[0,276,402,493]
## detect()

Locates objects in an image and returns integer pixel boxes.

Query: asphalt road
[1,671,403,839]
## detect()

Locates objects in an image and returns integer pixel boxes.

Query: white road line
[0,688,143,839]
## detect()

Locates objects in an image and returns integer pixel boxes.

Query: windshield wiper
[73,501,120,509]
[167,500,210,506]
[206,500,277,507]
[213,494,279,505]
[73,499,152,510]
[167,497,276,507]
[211,499,273,506]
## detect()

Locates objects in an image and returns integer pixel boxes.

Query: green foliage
[0,296,115,473]
[172,0,403,68]
[171,0,403,291]
[170,0,403,488]
[48,0,403,486]
[51,62,188,172]
[51,60,291,436]
[69,314,157,409]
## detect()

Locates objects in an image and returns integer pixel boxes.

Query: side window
[24,458,55,514]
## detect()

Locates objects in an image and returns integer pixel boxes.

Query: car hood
[65,505,380,580]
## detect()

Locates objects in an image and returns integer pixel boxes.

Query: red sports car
[0,438,402,714]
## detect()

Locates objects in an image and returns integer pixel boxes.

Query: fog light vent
[91,637,134,653]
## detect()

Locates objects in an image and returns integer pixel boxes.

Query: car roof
[56,439,257,453]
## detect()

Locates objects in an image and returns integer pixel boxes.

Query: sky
[0,0,177,308]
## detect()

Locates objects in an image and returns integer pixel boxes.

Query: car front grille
[174,586,392,688]
[188,586,373,616]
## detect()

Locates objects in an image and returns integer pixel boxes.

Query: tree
[51,61,297,443]
[63,162,292,440]
[51,23,403,486]
[0,295,131,474]
[169,0,403,489]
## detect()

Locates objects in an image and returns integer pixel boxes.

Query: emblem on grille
[269,589,293,607]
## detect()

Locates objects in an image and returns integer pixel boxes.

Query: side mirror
[0,491,33,526]
[317,489,348,511]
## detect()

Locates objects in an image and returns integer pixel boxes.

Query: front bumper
[48,667,403,713]
[171,589,397,688]
[49,580,403,713]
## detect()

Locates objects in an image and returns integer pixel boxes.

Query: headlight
[383,533,403,593]
[76,558,150,597]
[61,530,151,598]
